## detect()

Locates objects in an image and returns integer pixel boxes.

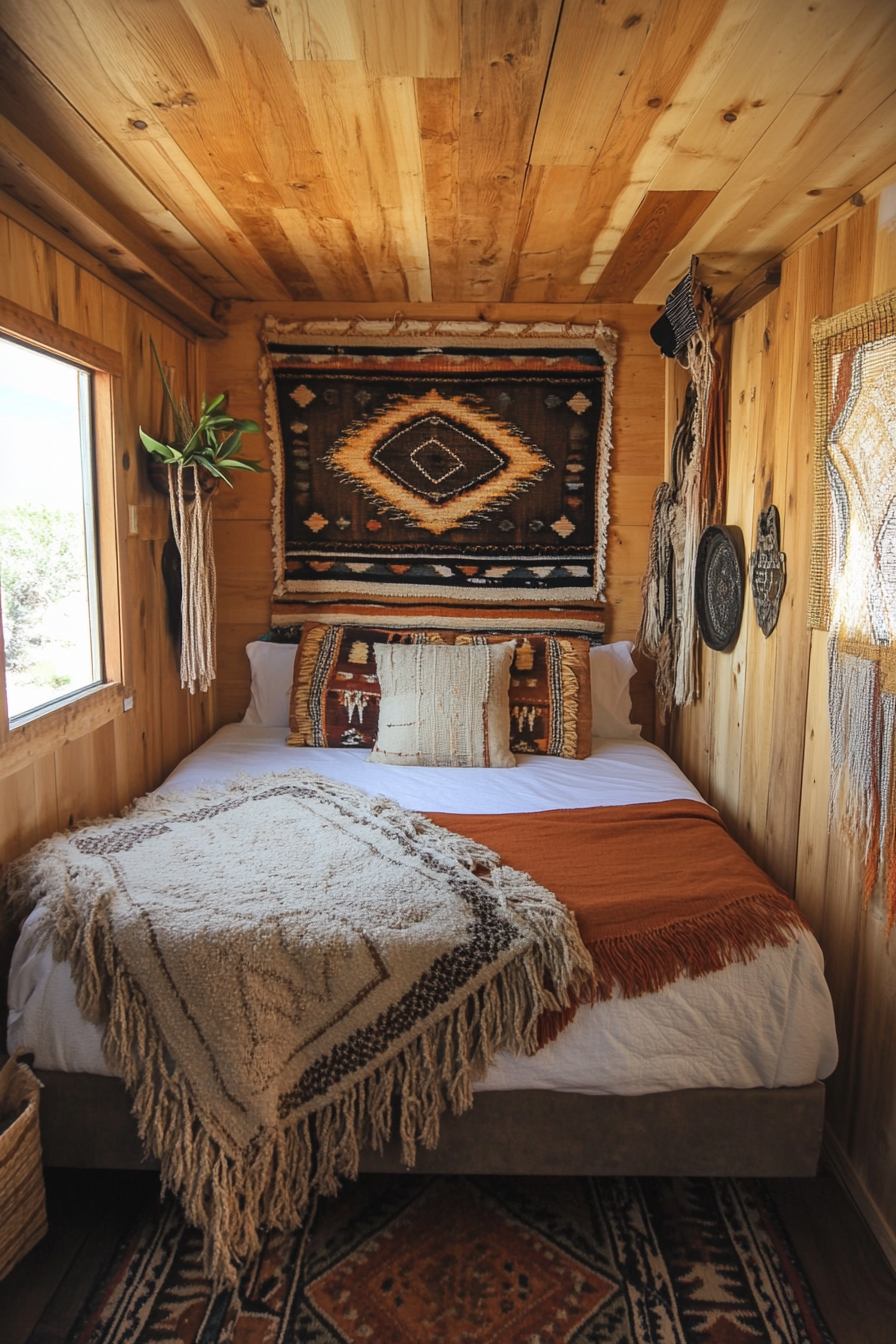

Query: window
[0,300,129,778]
[0,337,104,725]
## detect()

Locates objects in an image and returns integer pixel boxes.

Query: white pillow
[368,642,516,768]
[242,641,298,726]
[590,642,642,739]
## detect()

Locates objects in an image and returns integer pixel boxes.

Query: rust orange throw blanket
[426,800,808,1036]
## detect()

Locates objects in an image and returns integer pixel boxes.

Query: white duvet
[7,725,838,1095]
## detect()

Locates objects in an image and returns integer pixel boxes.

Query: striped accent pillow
[455,634,592,759]
[287,624,449,748]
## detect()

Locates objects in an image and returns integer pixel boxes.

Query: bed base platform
[28,1068,825,1178]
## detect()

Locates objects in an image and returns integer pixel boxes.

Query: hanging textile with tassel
[809,289,896,933]
[638,263,725,718]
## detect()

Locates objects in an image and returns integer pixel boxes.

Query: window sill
[0,682,132,782]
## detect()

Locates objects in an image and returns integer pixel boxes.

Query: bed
[5,723,837,1180]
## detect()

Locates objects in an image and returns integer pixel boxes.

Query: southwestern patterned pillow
[288,622,591,758]
[287,623,448,748]
[455,633,592,759]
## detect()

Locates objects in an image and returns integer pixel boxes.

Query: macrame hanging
[809,289,896,932]
[638,262,726,718]
[166,463,216,695]
[154,366,216,695]
[143,341,261,697]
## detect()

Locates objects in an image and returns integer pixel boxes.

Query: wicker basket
[0,1051,48,1280]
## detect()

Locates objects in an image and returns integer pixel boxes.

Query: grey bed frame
[24,1064,825,1178]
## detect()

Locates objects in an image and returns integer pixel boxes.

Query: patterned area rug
[68,1175,833,1343]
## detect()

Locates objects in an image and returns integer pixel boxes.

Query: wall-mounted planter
[146,459,219,500]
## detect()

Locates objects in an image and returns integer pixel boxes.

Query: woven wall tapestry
[259,317,616,604]
[809,288,896,931]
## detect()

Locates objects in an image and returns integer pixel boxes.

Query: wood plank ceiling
[0,0,894,331]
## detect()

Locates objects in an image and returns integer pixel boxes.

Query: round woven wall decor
[695,525,745,651]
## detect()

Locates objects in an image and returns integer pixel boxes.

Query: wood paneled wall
[206,301,664,736]
[672,189,896,1257]
[0,197,214,868]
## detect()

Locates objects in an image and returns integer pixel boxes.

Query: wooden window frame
[0,295,132,781]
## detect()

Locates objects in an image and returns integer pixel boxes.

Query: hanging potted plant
[140,337,262,695]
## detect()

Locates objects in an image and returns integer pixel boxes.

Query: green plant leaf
[201,461,234,486]
[214,458,262,472]
[204,393,226,413]
[139,428,178,461]
[181,428,202,457]
[212,429,240,457]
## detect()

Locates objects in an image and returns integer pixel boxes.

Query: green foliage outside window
[0,503,84,687]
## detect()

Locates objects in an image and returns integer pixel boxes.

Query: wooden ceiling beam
[0,29,248,302]
[0,7,296,303]
[714,265,781,324]
[0,115,225,337]
[714,156,896,323]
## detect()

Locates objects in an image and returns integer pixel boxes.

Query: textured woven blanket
[5,771,592,1282]
[427,800,808,1039]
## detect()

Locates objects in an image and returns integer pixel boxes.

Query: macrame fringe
[168,464,216,695]
[828,640,896,931]
[638,285,723,719]
[4,773,594,1286]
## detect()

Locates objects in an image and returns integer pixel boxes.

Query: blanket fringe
[536,890,808,1045]
[94,914,588,1282]
[586,892,807,1001]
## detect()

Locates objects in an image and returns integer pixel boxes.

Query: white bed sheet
[7,726,837,1095]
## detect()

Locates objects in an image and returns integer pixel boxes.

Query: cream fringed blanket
[5,770,593,1282]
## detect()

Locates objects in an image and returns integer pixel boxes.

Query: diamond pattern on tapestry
[260,318,617,602]
[326,388,550,532]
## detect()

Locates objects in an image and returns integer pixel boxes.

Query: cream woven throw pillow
[369,641,516,767]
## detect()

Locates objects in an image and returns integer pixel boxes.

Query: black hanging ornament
[695,525,745,652]
[749,505,786,638]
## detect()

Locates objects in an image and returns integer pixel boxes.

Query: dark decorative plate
[695,525,745,651]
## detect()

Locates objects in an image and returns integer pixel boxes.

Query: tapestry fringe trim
[828,642,896,931]
[4,776,594,1285]
[258,316,617,605]
[270,605,605,639]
